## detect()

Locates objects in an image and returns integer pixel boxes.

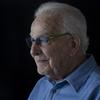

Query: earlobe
[70,35,80,56]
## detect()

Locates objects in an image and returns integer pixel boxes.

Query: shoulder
[37,76,47,84]
[88,65,100,87]
[28,76,48,100]
[83,66,100,99]
[86,84,100,100]
[33,76,48,89]
[92,65,100,82]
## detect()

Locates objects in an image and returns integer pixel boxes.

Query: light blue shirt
[28,55,100,100]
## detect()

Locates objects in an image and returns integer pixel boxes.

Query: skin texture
[30,14,86,81]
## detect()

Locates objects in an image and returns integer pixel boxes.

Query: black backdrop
[0,0,100,100]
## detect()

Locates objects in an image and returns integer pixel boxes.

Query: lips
[35,56,49,64]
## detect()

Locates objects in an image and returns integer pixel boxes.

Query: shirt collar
[65,55,97,92]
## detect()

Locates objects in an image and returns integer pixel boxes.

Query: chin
[37,64,51,75]
[37,69,49,75]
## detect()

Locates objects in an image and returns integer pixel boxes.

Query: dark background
[0,0,100,100]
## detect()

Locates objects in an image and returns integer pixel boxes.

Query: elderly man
[26,2,100,100]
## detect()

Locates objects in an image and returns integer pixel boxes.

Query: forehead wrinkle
[31,14,62,36]
[30,23,47,38]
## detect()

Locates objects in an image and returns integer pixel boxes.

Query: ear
[70,35,81,56]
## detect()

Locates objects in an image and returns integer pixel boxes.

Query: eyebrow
[29,32,49,37]
[29,32,72,39]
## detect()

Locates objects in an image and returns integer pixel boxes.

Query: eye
[39,36,49,43]
[31,38,35,42]
[26,37,34,48]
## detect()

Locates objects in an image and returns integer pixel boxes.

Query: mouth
[35,57,49,64]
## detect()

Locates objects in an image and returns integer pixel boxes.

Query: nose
[30,43,42,57]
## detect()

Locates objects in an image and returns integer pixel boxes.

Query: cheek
[41,44,56,58]
[41,43,71,68]
[41,46,58,66]
[49,47,62,67]
[49,44,72,66]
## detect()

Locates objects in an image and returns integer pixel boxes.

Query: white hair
[34,2,89,53]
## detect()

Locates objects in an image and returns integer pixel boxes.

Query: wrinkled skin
[30,15,85,80]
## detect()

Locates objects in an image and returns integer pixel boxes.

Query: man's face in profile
[30,15,73,79]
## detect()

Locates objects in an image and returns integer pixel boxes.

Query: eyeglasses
[25,33,71,48]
